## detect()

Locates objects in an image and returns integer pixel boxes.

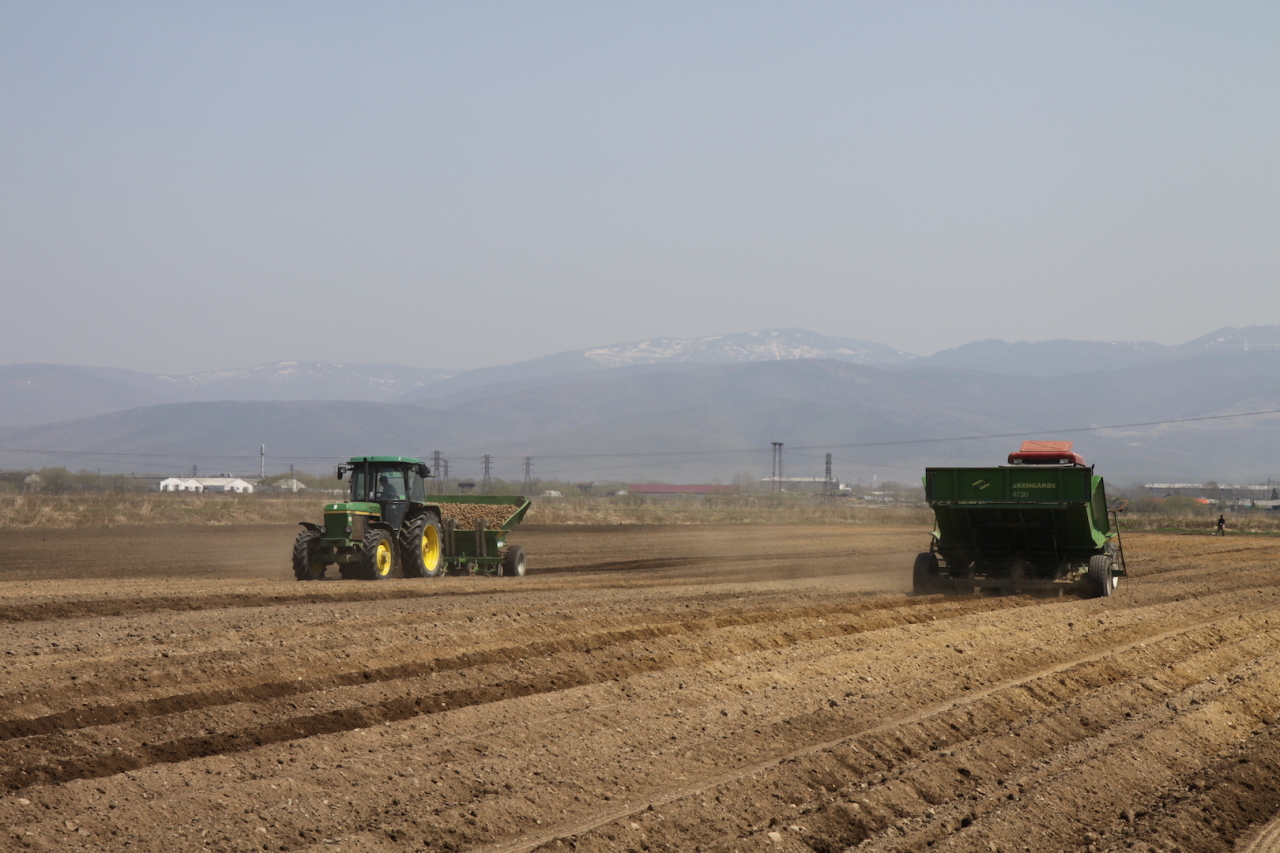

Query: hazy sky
[3,2,1278,373]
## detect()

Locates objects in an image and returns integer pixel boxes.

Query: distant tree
[1162,495,1209,516]
[879,481,924,502]
[39,467,73,494]
[1132,496,1163,513]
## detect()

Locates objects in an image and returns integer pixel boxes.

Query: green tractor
[292,455,531,581]
[292,455,445,581]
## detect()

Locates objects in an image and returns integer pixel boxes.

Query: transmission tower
[481,454,492,493]
[441,459,449,492]
[522,457,533,495]
[431,450,442,494]
[823,453,834,498]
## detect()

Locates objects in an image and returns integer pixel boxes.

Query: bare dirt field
[2,523,1280,852]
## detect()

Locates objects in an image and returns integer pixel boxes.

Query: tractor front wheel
[360,529,396,580]
[400,516,444,578]
[292,529,325,581]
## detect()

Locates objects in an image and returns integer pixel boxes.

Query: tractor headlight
[345,524,353,534]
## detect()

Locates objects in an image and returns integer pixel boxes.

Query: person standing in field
[1216,514,1226,536]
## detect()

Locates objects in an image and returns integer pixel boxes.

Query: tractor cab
[340,457,430,530]
[1006,440,1088,467]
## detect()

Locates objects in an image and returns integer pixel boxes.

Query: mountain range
[2,326,1279,484]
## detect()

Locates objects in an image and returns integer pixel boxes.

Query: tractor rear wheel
[400,515,444,578]
[292,529,325,581]
[502,545,526,577]
[912,552,937,595]
[1088,555,1114,598]
[360,529,396,580]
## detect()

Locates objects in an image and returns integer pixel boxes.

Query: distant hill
[918,339,1172,376]
[0,361,455,428]
[419,351,1280,483]
[0,400,476,475]
[150,362,455,403]
[919,325,1280,377]
[4,350,1279,484]
[6,327,1280,428]
[0,364,177,429]
[576,328,914,367]
[404,328,916,400]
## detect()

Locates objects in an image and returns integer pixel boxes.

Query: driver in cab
[377,475,403,500]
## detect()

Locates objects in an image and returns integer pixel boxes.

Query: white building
[159,478,202,492]
[757,477,852,493]
[159,477,254,493]
[195,477,254,493]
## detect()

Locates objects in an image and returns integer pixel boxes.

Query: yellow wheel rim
[422,525,441,572]
[374,539,393,577]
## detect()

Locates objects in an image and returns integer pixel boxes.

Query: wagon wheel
[502,545,526,577]
[912,552,938,595]
[1088,555,1115,598]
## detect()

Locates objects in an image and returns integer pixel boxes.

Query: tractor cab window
[376,473,406,500]
[351,465,408,502]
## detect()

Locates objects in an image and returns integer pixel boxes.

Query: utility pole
[481,454,492,493]
[771,442,783,492]
[260,445,265,480]
[522,457,533,495]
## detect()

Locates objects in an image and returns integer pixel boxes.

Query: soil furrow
[0,596,1076,791]
[2,527,1278,853]
[473,606,1280,853]
[0,592,1049,740]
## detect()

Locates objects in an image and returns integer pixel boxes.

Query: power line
[786,408,1280,452]
[0,448,273,460]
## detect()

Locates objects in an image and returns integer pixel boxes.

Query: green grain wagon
[432,494,532,577]
[915,441,1127,597]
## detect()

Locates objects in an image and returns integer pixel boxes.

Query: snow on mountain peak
[581,330,915,368]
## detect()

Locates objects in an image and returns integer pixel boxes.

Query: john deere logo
[971,479,991,490]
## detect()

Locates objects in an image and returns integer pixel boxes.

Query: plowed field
[2,523,1279,853]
